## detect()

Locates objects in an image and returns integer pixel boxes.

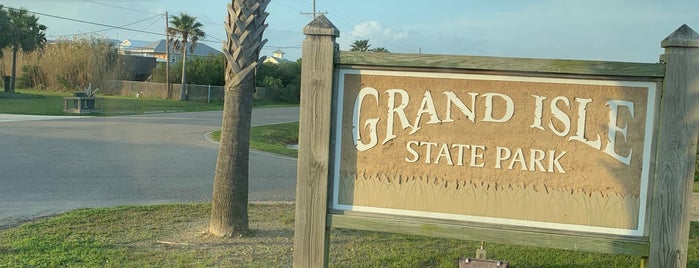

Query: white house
[263,49,291,64]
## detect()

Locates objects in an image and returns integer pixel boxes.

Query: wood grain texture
[691,193,699,222]
[327,212,650,256]
[292,15,338,268]
[648,24,699,268]
[338,51,665,79]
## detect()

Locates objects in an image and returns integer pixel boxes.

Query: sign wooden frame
[292,16,699,268]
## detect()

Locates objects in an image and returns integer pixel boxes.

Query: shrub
[0,37,126,91]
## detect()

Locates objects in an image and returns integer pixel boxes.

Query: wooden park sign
[336,69,656,235]
[293,15,699,268]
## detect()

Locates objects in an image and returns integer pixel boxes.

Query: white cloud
[351,21,408,41]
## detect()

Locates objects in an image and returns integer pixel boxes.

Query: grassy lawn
[212,122,299,158]
[4,203,694,267]
[0,89,223,115]
[0,90,68,115]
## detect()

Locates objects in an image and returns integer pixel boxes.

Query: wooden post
[293,15,338,268]
[649,24,699,268]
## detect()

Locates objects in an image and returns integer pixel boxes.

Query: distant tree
[371,47,390,53]
[0,6,10,57]
[148,62,168,83]
[4,7,46,92]
[188,54,225,86]
[151,55,225,87]
[256,61,300,86]
[350,39,371,52]
[168,13,205,100]
[255,61,301,103]
[261,75,282,89]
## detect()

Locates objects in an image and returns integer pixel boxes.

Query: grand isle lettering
[352,87,636,173]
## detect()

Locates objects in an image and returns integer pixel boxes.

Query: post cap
[661,24,699,48]
[303,14,339,37]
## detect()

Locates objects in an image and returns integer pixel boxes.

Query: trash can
[2,76,10,92]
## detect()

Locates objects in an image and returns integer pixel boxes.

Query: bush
[148,55,301,104]
[17,65,43,89]
[1,37,126,91]
[148,54,225,86]
[254,61,301,104]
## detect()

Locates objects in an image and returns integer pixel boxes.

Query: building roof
[118,39,153,53]
[118,39,221,57]
[264,56,291,65]
[264,49,291,64]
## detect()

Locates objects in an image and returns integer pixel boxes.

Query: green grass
[0,90,68,115]
[251,99,300,108]
[0,89,298,116]
[5,203,695,267]
[212,122,299,158]
[0,89,223,115]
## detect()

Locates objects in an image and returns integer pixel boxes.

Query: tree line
[350,39,390,53]
[148,56,302,104]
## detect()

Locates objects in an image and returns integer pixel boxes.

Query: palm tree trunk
[209,0,269,237]
[179,45,188,101]
[210,73,255,236]
[10,45,18,92]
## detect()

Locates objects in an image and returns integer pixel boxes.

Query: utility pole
[165,11,171,98]
[300,0,326,18]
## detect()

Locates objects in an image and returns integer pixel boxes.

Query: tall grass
[0,37,126,91]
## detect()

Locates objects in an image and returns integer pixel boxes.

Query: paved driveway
[0,107,299,229]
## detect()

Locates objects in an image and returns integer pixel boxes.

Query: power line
[289,0,311,9]
[80,1,225,42]
[82,0,162,16]
[4,6,164,37]
[270,1,304,13]
[7,6,217,45]
[265,44,302,49]
[129,15,162,39]
[206,35,225,43]
[197,18,224,28]
[4,5,296,52]
[266,29,301,34]
[320,2,413,52]
[47,14,162,38]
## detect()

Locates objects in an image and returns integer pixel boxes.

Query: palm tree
[350,39,371,52]
[371,47,390,53]
[5,7,46,92]
[209,0,270,237]
[167,13,205,101]
[0,6,11,57]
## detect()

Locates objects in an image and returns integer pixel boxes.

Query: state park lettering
[351,87,636,174]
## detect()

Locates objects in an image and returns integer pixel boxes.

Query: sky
[1,0,698,63]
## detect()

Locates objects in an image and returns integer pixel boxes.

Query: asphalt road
[0,107,299,229]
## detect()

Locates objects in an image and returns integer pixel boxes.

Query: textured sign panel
[332,69,657,236]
